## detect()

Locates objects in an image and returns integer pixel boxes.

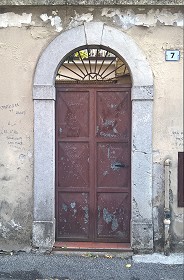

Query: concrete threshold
[132,253,184,265]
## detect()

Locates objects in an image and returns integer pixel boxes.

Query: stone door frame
[32,22,154,251]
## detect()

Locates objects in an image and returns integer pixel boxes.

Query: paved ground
[0,252,183,280]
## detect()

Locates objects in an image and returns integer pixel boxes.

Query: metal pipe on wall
[164,158,171,256]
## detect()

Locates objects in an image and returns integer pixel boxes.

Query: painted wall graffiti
[170,130,184,149]
[0,102,28,150]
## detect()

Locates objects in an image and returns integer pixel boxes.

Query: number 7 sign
[165,50,180,61]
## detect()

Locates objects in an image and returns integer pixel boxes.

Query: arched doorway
[55,46,132,243]
[32,23,154,252]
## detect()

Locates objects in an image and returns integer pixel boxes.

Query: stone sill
[0,0,183,6]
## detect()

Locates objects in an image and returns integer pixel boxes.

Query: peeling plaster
[8,219,22,230]
[40,13,63,32]
[102,8,184,29]
[69,11,93,29]
[0,219,22,239]
[0,12,33,28]
[0,223,10,238]
[174,213,184,222]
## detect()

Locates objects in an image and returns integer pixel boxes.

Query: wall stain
[1,175,11,181]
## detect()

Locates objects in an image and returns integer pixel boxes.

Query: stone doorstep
[51,250,133,259]
[52,241,133,258]
[52,242,133,257]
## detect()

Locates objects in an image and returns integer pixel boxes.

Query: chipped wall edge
[0,0,184,6]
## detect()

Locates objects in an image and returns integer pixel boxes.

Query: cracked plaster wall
[0,5,183,251]
[0,7,183,31]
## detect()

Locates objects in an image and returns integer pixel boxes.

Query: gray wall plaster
[0,198,33,251]
[152,161,165,250]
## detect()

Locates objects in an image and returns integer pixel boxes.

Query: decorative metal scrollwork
[56,46,130,82]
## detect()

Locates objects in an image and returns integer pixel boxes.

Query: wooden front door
[56,84,131,242]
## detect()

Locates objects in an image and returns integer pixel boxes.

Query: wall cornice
[0,0,183,6]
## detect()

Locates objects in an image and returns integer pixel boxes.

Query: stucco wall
[0,5,183,251]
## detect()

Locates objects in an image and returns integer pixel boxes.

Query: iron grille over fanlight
[56,46,130,82]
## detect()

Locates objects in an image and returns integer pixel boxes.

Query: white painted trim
[32,22,154,251]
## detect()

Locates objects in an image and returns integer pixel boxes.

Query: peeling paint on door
[56,83,131,242]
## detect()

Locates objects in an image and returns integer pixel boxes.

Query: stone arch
[32,22,154,251]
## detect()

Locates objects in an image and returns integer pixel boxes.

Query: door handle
[112,162,128,168]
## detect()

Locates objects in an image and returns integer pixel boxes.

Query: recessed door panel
[96,91,130,140]
[97,193,130,242]
[58,192,89,239]
[57,91,89,138]
[58,142,89,188]
[97,143,130,188]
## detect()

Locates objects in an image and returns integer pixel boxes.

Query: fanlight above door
[56,46,130,82]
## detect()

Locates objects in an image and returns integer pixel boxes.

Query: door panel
[57,91,89,138]
[97,143,130,188]
[56,84,131,242]
[58,192,90,239]
[96,91,130,140]
[58,142,89,188]
[97,193,130,241]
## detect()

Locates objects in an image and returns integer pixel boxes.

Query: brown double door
[56,84,131,243]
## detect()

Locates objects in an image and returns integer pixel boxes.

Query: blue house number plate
[165,50,180,61]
